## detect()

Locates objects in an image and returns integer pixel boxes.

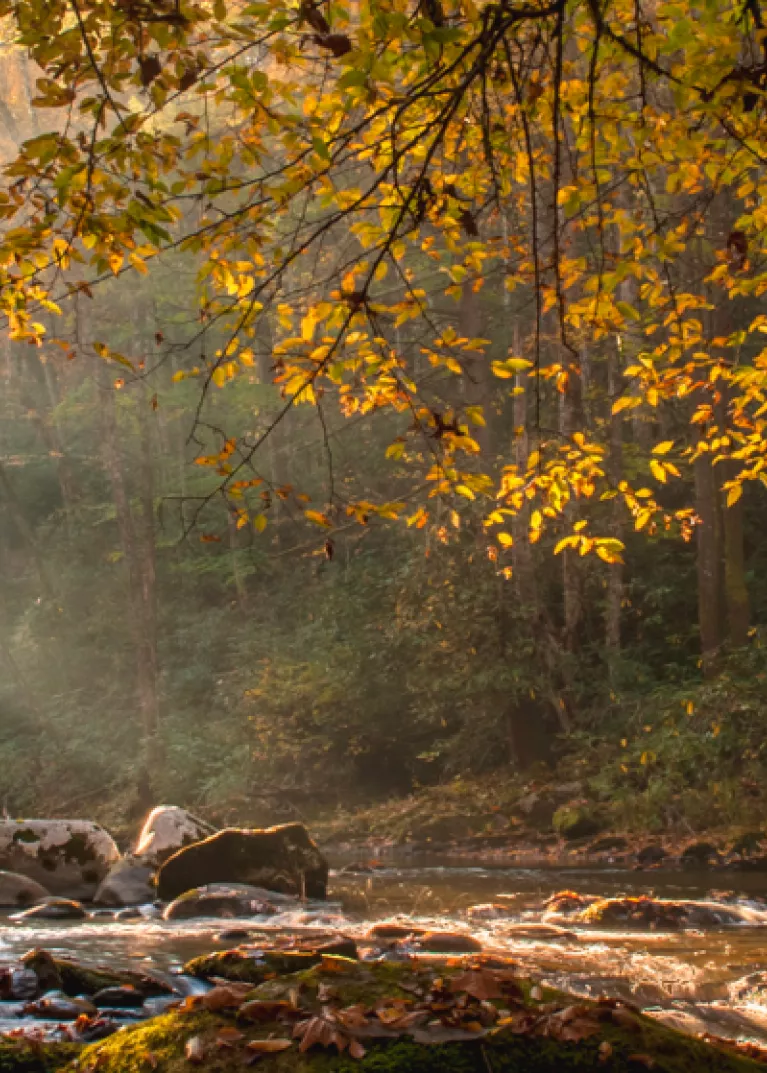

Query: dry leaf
[216,1028,245,1048]
[449,969,504,1001]
[349,1039,366,1059]
[599,1041,613,1062]
[628,1055,656,1069]
[245,1039,293,1054]
[184,1036,205,1064]
[239,999,302,1022]
[293,1014,350,1054]
[203,986,252,1011]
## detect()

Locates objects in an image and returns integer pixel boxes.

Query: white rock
[0,820,119,900]
[134,806,216,866]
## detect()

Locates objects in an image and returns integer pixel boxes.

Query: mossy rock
[22,948,172,997]
[72,960,766,1073]
[577,897,743,930]
[552,806,603,841]
[184,943,359,985]
[0,1039,78,1073]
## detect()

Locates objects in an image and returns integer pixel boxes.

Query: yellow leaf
[649,459,666,483]
[253,513,267,533]
[301,311,319,342]
[305,509,332,528]
[652,440,674,455]
[726,484,742,507]
[497,532,513,547]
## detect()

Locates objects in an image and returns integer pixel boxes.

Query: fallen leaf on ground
[294,1014,351,1053]
[184,1036,205,1064]
[245,1039,293,1054]
[203,985,254,1011]
[239,999,303,1022]
[449,969,504,1001]
[216,1028,245,1048]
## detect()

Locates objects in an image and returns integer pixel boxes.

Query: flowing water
[3,857,767,1044]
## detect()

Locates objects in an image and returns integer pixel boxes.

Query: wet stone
[365,921,426,940]
[15,897,86,921]
[216,928,252,942]
[415,930,483,953]
[92,985,145,1008]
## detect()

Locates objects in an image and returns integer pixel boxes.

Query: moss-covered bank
[0,1040,78,1073]
[71,959,765,1073]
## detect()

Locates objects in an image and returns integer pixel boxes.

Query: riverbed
[3,858,767,1045]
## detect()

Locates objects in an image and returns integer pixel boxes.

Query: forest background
[0,0,766,848]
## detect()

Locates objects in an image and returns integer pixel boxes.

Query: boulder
[133,805,217,867]
[635,842,666,865]
[0,819,119,900]
[680,840,722,867]
[93,856,155,907]
[15,897,86,920]
[156,823,328,901]
[577,896,744,929]
[162,882,286,920]
[0,870,50,908]
[552,805,603,841]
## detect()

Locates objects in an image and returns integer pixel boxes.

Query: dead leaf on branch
[138,55,162,86]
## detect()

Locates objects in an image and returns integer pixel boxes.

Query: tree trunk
[459,279,492,458]
[694,448,723,674]
[97,363,160,792]
[605,349,623,652]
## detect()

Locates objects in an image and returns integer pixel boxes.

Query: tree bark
[694,447,723,674]
[605,348,623,652]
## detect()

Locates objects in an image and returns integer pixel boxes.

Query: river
[3,857,767,1044]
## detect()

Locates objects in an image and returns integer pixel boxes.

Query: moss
[12,828,41,845]
[62,832,96,865]
[251,958,432,1008]
[0,1039,78,1073]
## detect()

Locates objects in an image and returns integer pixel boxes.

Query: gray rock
[24,994,97,1019]
[162,882,285,921]
[0,870,51,908]
[94,856,154,907]
[0,820,119,900]
[15,897,87,921]
[156,823,328,901]
[0,965,38,999]
[133,806,217,867]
